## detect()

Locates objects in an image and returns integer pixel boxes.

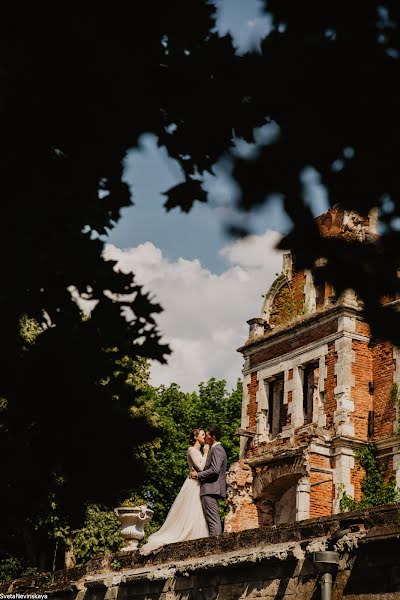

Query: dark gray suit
[197,442,227,536]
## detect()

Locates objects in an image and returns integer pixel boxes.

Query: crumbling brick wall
[324,341,337,429]
[309,453,334,518]
[224,460,259,532]
[351,339,373,440]
[246,371,259,431]
[372,341,396,439]
[269,271,306,327]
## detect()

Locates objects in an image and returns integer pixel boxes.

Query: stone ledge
[1,503,399,595]
[237,302,361,355]
[246,446,306,467]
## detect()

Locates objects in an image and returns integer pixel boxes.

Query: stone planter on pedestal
[114,506,154,551]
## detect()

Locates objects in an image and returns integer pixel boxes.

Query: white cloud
[220,231,280,268]
[103,231,283,392]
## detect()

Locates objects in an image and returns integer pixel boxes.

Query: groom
[190,425,227,536]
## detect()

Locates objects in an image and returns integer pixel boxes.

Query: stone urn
[114,505,154,551]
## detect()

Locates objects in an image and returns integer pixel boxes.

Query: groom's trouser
[201,494,222,536]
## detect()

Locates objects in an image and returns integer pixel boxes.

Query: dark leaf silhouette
[163,179,207,212]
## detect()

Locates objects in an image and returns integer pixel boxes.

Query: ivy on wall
[269,281,304,327]
[340,443,399,512]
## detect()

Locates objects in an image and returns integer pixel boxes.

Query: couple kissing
[140,426,227,555]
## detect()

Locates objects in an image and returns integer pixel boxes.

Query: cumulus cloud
[103,231,283,391]
[220,231,280,268]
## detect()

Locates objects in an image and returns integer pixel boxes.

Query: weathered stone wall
[3,505,400,599]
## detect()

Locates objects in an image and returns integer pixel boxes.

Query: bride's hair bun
[189,428,203,445]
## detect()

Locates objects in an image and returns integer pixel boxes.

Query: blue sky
[106,0,280,274]
[100,1,329,390]
[107,133,294,273]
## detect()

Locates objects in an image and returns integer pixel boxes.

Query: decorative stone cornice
[245,446,306,468]
[374,435,400,451]
[236,427,256,438]
[330,436,368,451]
[238,302,362,356]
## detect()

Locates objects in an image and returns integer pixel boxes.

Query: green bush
[0,557,37,583]
[70,505,123,563]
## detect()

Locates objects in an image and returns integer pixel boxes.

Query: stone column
[304,270,316,314]
[240,372,251,457]
[317,354,327,427]
[394,450,400,489]
[291,365,304,428]
[295,476,310,521]
[255,376,269,442]
[333,333,355,437]
[332,446,355,513]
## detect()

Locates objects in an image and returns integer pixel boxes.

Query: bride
[140,428,209,555]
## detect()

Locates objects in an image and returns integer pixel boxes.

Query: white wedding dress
[140,446,209,555]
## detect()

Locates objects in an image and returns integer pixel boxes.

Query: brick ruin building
[224,206,400,532]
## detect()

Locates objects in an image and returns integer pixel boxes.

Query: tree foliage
[133,378,242,531]
[0,349,156,571]
[66,505,124,564]
[0,557,37,585]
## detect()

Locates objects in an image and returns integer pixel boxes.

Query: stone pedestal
[114,506,154,551]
